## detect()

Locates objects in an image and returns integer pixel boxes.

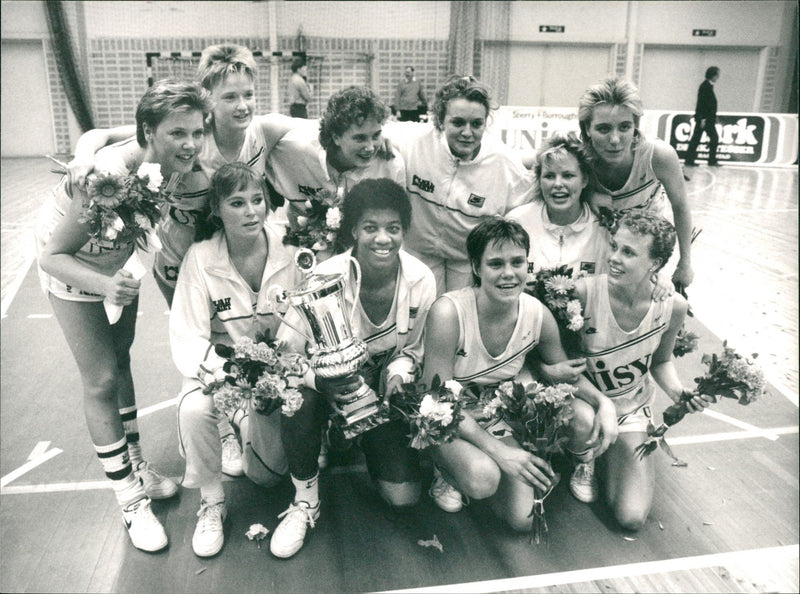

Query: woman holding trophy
[169,162,306,557]
[271,177,437,559]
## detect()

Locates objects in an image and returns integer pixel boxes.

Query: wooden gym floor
[1,157,797,593]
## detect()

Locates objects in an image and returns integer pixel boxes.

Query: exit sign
[692,29,717,37]
[539,25,565,33]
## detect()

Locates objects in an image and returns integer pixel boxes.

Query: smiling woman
[33,80,212,554]
[271,177,436,560]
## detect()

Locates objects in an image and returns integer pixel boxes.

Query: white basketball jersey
[580,274,673,415]
[445,287,543,387]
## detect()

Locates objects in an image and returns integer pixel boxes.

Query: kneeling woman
[570,211,712,530]
[169,162,305,557]
[421,217,618,531]
[273,178,437,558]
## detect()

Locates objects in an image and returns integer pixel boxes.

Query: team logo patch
[409,306,419,318]
[467,193,486,208]
[298,184,323,198]
[584,327,597,334]
[212,297,232,313]
[412,174,435,193]
[527,262,535,274]
[456,348,468,357]
[580,261,596,274]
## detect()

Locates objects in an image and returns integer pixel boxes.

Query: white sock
[291,472,319,508]
[200,480,225,505]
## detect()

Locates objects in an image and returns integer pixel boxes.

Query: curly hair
[135,79,212,147]
[335,178,412,253]
[466,216,530,287]
[432,75,495,131]
[197,44,257,91]
[532,131,592,203]
[578,77,643,161]
[318,86,389,150]
[196,162,267,241]
[614,211,676,270]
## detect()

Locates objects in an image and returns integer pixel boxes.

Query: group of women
[35,42,711,559]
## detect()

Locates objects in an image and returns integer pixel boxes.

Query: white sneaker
[135,461,178,500]
[569,460,599,503]
[192,500,227,557]
[221,434,244,477]
[270,501,320,559]
[122,497,168,552]
[429,468,465,513]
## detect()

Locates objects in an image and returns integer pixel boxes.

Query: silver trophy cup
[269,249,390,439]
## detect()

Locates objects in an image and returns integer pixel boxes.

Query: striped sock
[119,405,143,469]
[567,447,595,463]
[291,472,319,508]
[95,437,144,507]
[200,480,225,506]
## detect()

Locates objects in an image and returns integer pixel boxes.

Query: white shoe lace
[196,502,224,534]
[277,502,317,531]
[221,435,241,461]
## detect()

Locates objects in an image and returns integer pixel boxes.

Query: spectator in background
[288,57,312,118]
[684,66,720,167]
[392,66,427,122]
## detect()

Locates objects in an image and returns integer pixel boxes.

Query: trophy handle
[348,256,362,330]
[265,284,315,343]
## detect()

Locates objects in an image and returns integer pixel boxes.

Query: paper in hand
[104,252,148,324]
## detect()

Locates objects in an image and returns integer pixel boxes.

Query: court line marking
[0,253,34,319]
[3,427,797,496]
[0,447,63,488]
[384,544,799,593]
[669,425,797,445]
[27,441,52,461]
[701,409,780,440]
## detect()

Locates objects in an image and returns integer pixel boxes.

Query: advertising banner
[492,106,798,167]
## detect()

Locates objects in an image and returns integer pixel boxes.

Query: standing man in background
[684,66,720,167]
[392,66,427,122]
[288,57,312,118]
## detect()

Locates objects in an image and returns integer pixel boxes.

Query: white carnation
[419,394,454,426]
[136,162,163,192]
[325,207,341,229]
[443,380,463,397]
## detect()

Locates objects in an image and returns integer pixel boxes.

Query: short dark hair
[318,86,389,150]
[291,57,307,73]
[614,211,676,270]
[196,162,266,241]
[136,79,212,147]
[432,75,494,131]
[705,66,720,79]
[466,217,530,287]
[335,178,411,253]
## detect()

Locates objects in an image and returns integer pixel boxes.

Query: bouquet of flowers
[529,265,586,354]
[635,340,767,463]
[202,335,310,418]
[390,375,465,450]
[481,380,576,545]
[80,163,176,249]
[283,187,343,253]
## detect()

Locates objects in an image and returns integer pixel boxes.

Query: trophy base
[332,382,391,440]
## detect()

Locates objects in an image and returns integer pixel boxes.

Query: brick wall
[90,36,450,128]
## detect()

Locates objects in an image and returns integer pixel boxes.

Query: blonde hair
[197,44,257,91]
